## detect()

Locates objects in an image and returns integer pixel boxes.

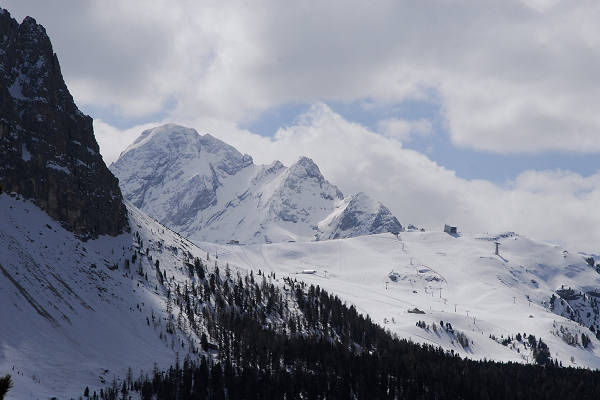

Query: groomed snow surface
[200,229,600,368]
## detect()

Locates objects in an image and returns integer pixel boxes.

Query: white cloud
[377,118,432,142]
[5,0,600,153]
[96,105,600,252]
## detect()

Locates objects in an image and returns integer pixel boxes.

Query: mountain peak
[127,124,201,154]
[0,10,128,239]
[288,156,324,181]
[21,15,41,29]
[295,156,318,168]
[0,8,13,22]
[124,124,254,170]
[113,127,400,244]
[319,191,403,239]
[111,124,255,224]
[135,123,198,142]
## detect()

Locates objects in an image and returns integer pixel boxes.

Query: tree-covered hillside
[93,262,600,400]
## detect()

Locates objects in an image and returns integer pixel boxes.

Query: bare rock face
[0,9,129,239]
[321,192,403,240]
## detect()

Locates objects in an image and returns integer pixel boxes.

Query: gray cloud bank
[5,0,600,153]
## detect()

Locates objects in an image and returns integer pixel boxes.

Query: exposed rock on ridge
[112,124,402,244]
[318,192,403,239]
[0,10,128,239]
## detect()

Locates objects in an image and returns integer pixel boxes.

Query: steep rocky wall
[0,9,128,239]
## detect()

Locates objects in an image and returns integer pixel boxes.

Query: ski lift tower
[494,241,501,256]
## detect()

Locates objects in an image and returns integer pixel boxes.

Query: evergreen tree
[0,375,13,400]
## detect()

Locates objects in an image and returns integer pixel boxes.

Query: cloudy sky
[4,0,600,252]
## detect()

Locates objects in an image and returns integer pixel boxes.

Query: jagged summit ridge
[111,124,254,230]
[0,9,128,239]
[119,124,253,175]
[288,156,326,182]
[111,123,402,244]
[319,192,403,239]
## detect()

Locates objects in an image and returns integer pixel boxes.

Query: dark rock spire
[0,9,129,239]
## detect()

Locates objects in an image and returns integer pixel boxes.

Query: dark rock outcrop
[0,9,129,239]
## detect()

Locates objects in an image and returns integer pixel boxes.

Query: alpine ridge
[111,123,402,244]
[0,10,128,239]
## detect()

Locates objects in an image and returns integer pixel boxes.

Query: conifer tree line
[88,250,600,399]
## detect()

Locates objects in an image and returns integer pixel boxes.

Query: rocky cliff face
[111,124,402,244]
[318,192,403,239]
[0,9,128,239]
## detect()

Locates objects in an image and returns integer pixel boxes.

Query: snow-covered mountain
[110,124,402,244]
[5,191,600,398]
[0,12,407,398]
[4,7,600,399]
[8,192,600,399]
[105,125,600,373]
[0,192,327,398]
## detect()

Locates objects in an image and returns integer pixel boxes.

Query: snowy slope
[198,230,600,369]
[3,192,600,399]
[0,192,227,399]
[110,124,402,244]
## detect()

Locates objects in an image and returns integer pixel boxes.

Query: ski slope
[198,230,600,369]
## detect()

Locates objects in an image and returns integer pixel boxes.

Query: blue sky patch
[240,98,599,183]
